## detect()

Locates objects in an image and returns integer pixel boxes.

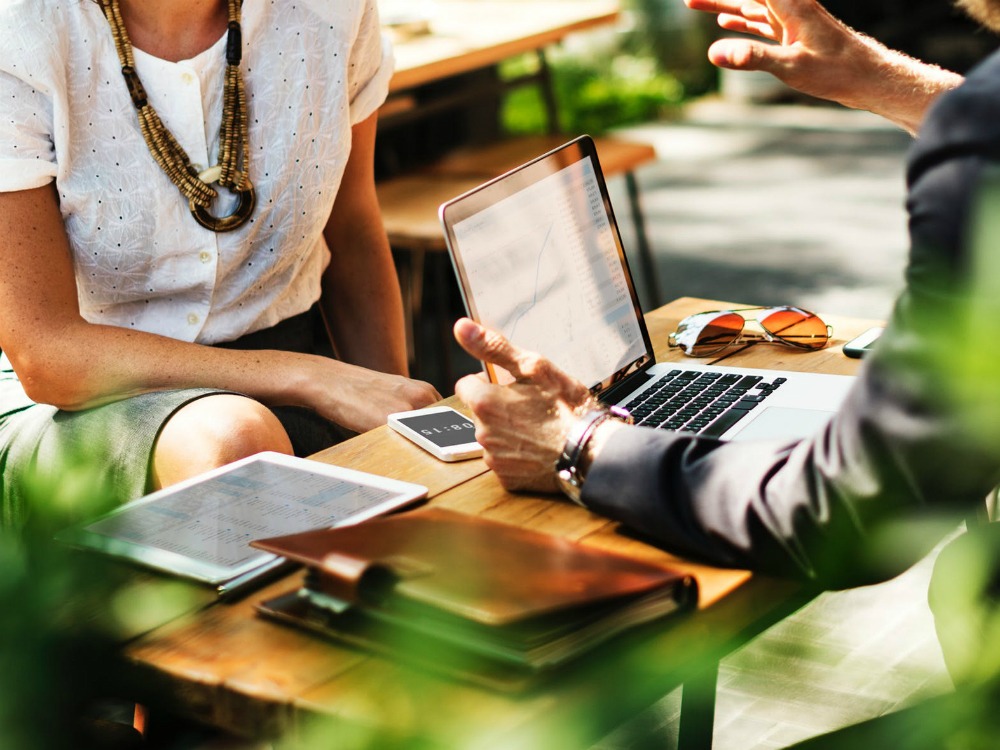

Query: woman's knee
[151,395,292,488]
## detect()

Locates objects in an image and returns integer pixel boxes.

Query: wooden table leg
[431,251,455,388]
[625,171,661,310]
[393,248,426,377]
[678,660,719,750]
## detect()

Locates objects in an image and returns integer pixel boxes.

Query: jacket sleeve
[582,56,1000,589]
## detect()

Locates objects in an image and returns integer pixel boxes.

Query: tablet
[57,452,427,595]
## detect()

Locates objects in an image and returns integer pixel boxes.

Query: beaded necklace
[99,0,255,232]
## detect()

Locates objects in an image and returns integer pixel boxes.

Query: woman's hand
[303,357,441,434]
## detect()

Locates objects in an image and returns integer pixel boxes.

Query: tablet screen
[59,452,427,587]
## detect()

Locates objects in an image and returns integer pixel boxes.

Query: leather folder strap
[319,553,397,604]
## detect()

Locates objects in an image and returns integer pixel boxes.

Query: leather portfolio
[252,507,697,690]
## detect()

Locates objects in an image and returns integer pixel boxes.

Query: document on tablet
[57,452,427,596]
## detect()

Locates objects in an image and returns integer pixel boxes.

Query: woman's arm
[320,113,410,377]
[0,182,437,432]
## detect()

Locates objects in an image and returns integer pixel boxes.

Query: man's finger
[686,0,771,19]
[706,37,789,72]
[454,371,491,412]
[718,13,777,40]
[684,0,745,12]
[765,0,811,21]
[453,317,533,381]
[739,1,772,22]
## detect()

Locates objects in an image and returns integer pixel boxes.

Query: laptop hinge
[600,369,657,406]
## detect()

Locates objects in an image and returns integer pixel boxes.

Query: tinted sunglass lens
[760,309,829,350]
[688,312,745,356]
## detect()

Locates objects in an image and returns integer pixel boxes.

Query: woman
[0,0,440,526]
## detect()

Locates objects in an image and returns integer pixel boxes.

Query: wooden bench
[377,134,661,382]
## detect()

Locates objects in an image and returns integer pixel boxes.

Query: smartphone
[843,327,884,359]
[387,406,483,462]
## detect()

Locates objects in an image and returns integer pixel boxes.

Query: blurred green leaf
[0,447,137,748]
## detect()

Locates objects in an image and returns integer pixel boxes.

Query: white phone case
[388,406,483,462]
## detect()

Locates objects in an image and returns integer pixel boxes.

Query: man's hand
[684,0,963,134]
[453,318,593,493]
[686,0,856,99]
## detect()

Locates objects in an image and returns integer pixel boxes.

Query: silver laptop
[439,136,853,442]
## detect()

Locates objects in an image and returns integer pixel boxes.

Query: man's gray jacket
[583,50,1000,588]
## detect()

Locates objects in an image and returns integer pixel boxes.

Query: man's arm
[455,276,1000,588]
[684,0,964,134]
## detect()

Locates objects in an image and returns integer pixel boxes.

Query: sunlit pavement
[610,98,913,320]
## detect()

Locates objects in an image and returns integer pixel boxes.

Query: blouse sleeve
[346,0,394,125]
[0,63,58,192]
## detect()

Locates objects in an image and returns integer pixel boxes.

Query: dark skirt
[0,306,350,531]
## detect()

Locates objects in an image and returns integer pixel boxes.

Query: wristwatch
[554,405,632,506]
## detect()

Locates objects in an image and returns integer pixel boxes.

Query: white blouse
[0,0,393,344]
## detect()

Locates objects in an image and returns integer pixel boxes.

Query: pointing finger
[453,317,534,382]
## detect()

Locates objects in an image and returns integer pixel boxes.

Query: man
[454,0,1000,593]
[455,2,1000,746]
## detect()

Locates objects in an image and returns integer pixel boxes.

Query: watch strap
[555,405,632,506]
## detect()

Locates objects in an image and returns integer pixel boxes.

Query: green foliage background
[501,52,684,136]
[500,0,717,136]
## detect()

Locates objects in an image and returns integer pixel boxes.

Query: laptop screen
[440,136,654,392]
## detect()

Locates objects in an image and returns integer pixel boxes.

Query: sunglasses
[668,306,832,357]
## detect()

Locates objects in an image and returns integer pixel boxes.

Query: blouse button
[199,251,212,264]
[187,313,200,326]
[181,72,195,86]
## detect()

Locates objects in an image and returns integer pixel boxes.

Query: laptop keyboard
[622,369,787,438]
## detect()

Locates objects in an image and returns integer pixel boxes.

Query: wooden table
[386,0,621,94]
[123,297,877,749]
[378,0,622,152]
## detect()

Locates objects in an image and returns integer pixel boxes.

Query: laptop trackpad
[729,406,834,442]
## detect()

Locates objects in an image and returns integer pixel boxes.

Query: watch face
[396,411,477,448]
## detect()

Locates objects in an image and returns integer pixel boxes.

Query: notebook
[252,506,697,690]
[439,135,854,441]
